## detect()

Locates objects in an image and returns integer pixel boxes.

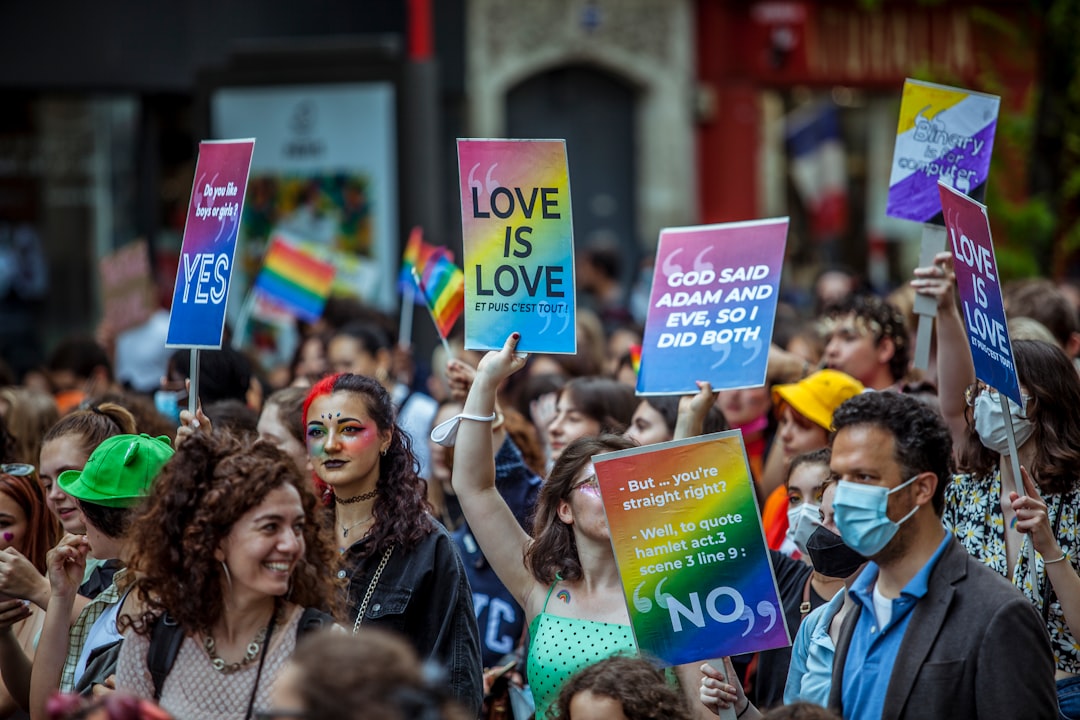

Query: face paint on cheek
[2,532,12,542]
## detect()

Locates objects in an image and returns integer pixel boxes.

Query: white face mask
[786,502,821,557]
[973,391,1034,455]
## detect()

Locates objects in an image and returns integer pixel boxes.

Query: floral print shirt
[944,471,1080,673]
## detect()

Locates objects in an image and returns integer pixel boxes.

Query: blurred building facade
[0,0,1037,379]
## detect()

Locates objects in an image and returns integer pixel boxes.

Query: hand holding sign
[910,251,957,312]
[699,658,746,720]
[458,139,576,353]
[474,332,529,387]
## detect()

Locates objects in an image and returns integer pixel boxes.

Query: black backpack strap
[147,613,184,701]
[297,607,335,637]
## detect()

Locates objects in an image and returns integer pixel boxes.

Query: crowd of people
[0,257,1078,719]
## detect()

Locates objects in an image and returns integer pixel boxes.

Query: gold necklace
[204,624,268,674]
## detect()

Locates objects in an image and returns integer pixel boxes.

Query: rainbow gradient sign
[593,431,789,666]
[457,139,575,353]
[887,79,1000,224]
[939,182,1021,405]
[167,139,255,348]
[638,219,788,395]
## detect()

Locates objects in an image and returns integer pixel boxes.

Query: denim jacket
[340,518,483,716]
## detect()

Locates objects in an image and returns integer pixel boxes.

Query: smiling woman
[114,432,341,720]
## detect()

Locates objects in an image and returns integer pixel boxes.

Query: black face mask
[805,525,866,579]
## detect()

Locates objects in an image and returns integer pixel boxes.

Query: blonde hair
[0,387,59,465]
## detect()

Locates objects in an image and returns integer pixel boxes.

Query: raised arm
[674,381,716,441]
[30,534,89,720]
[912,250,974,448]
[450,333,538,608]
[0,599,34,713]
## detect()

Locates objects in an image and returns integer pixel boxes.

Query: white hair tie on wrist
[429,411,497,447]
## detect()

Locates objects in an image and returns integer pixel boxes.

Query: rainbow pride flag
[629,344,642,376]
[253,235,335,322]
[413,255,465,338]
[399,227,445,296]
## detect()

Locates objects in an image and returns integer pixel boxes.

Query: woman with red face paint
[0,469,61,717]
[302,373,483,717]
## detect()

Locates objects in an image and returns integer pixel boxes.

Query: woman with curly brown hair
[453,334,716,719]
[302,372,483,717]
[555,655,694,720]
[114,431,340,720]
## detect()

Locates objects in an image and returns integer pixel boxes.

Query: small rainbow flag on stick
[412,254,465,340]
[399,227,445,296]
[253,235,335,322]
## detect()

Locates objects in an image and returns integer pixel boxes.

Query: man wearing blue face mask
[826,391,1056,720]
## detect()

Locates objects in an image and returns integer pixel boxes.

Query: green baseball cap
[57,434,174,508]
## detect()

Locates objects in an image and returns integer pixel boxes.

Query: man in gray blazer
[825,392,1056,720]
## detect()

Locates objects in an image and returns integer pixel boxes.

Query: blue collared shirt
[840,532,951,720]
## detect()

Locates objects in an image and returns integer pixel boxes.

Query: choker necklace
[335,489,378,505]
[204,622,270,674]
[341,516,375,538]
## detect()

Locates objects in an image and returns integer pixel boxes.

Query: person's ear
[1066,332,1080,360]
[556,497,574,526]
[875,336,896,366]
[913,471,937,508]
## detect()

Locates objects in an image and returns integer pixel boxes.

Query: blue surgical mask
[785,502,821,557]
[154,390,182,424]
[832,476,920,557]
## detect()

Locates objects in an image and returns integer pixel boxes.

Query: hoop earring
[221,561,233,591]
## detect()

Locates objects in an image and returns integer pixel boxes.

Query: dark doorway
[506,65,639,298]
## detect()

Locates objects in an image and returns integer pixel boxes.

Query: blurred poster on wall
[211,83,398,317]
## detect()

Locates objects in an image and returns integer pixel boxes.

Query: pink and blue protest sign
[887,79,1000,224]
[167,139,255,349]
[939,181,1021,405]
[637,219,788,395]
[457,139,576,354]
[593,431,789,667]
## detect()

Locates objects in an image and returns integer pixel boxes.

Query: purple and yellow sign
[887,79,1000,224]
[637,219,788,395]
[457,139,575,353]
[167,139,255,348]
[939,182,1021,404]
[593,431,789,667]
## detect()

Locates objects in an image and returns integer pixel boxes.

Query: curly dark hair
[526,434,634,584]
[303,373,433,558]
[287,627,470,720]
[123,431,341,636]
[958,339,1080,496]
[823,294,910,383]
[831,391,953,515]
[552,654,693,720]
